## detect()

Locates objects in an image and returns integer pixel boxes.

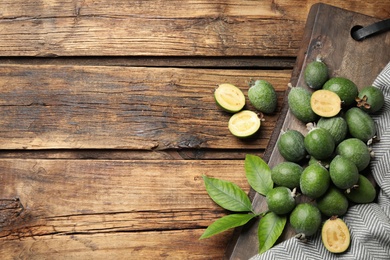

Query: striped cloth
[250,62,390,260]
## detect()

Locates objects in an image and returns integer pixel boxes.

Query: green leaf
[202,175,253,212]
[258,212,287,254]
[200,213,257,239]
[245,154,273,196]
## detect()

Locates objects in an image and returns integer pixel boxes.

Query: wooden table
[0,1,389,259]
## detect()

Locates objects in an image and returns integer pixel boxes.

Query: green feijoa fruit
[271,162,303,189]
[288,87,319,123]
[214,83,246,113]
[356,86,385,113]
[308,156,332,169]
[336,138,371,171]
[248,80,277,114]
[345,175,376,203]
[266,186,296,215]
[317,186,349,217]
[345,107,376,143]
[317,116,348,145]
[300,163,330,199]
[277,130,307,162]
[304,128,335,160]
[304,58,329,89]
[290,203,322,237]
[228,110,261,138]
[323,77,359,107]
[329,155,359,190]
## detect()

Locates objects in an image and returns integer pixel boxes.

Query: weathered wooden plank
[0,65,290,150]
[0,0,388,57]
[0,159,249,258]
[0,229,231,259]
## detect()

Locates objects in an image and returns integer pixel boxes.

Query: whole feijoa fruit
[329,155,359,190]
[336,138,371,171]
[316,186,349,217]
[271,162,303,189]
[345,175,376,203]
[317,116,348,145]
[214,83,246,113]
[248,80,277,114]
[310,89,342,117]
[304,58,328,89]
[228,110,261,138]
[304,127,335,160]
[356,86,385,113]
[266,187,296,215]
[308,156,331,169]
[300,163,330,199]
[290,203,322,237]
[277,130,307,162]
[345,107,376,143]
[322,217,350,253]
[288,86,319,123]
[323,77,358,107]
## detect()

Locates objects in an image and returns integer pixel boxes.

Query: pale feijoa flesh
[290,203,322,237]
[214,83,245,113]
[317,116,348,145]
[336,138,371,171]
[310,89,342,117]
[248,80,277,114]
[345,107,376,143]
[356,86,385,113]
[329,155,359,190]
[228,110,261,138]
[323,77,359,107]
[300,163,330,199]
[322,217,350,253]
[304,59,328,89]
[266,186,296,215]
[304,127,335,160]
[288,87,319,123]
[316,186,349,217]
[277,130,307,162]
[345,175,376,204]
[271,162,303,189]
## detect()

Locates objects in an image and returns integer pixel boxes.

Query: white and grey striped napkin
[250,62,390,260]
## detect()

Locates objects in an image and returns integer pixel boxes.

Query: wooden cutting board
[226,3,390,259]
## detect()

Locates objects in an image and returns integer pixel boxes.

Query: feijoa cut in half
[345,107,376,143]
[356,86,385,113]
[310,89,342,117]
[322,217,350,253]
[288,86,319,123]
[304,127,335,160]
[228,110,261,138]
[277,130,307,162]
[248,80,277,114]
[323,77,358,107]
[345,175,376,204]
[290,203,322,237]
[214,83,246,113]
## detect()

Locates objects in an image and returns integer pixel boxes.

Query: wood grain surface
[0,1,389,260]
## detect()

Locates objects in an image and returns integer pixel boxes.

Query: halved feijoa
[228,110,261,138]
[288,86,318,123]
[277,130,307,162]
[322,217,350,253]
[310,89,342,117]
[323,77,358,107]
[214,83,245,113]
[248,80,277,114]
[345,107,376,143]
